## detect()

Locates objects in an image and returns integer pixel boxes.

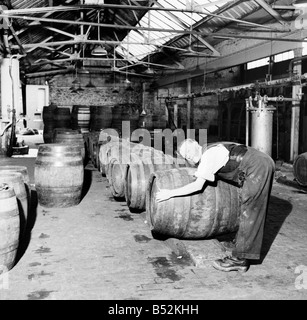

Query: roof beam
[0,2,236,16]
[43,26,76,39]
[192,35,220,57]
[271,5,296,10]
[254,0,288,26]
[0,4,288,31]
[2,14,293,39]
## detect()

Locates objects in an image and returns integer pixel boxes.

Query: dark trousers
[226,147,275,260]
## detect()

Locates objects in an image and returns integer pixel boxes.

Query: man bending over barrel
[156,139,275,272]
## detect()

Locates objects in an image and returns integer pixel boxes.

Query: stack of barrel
[0,166,31,273]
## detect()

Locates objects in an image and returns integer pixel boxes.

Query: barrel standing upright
[34,144,84,208]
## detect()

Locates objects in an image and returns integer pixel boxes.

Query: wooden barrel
[0,165,30,185]
[42,105,56,123]
[34,144,84,208]
[107,143,164,199]
[71,105,91,133]
[53,107,71,129]
[0,172,28,236]
[124,152,177,211]
[90,105,113,131]
[106,143,136,198]
[111,104,139,136]
[146,167,240,239]
[98,137,130,176]
[42,105,57,143]
[0,184,20,272]
[54,131,86,163]
[52,128,80,142]
[0,165,31,220]
[43,122,55,143]
[293,152,307,186]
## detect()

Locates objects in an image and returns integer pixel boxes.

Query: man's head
[178,138,202,165]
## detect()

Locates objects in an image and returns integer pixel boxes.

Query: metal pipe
[3,31,11,56]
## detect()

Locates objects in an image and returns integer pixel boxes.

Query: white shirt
[194,144,230,182]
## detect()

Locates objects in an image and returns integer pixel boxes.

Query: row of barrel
[42,103,167,144]
[42,104,112,143]
[92,134,240,239]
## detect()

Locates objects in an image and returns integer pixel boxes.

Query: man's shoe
[213,256,249,272]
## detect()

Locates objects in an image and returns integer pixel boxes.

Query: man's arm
[156,177,206,202]
[155,144,229,203]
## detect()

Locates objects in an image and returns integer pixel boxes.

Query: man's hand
[156,189,174,202]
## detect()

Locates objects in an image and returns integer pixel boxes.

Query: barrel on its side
[0,172,28,236]
[107,143,165,200]
[124,152,177,211]
[293,152,307,186]
[0,185,20,272]
[34,144,84,208]
[106,143,136,198]
[146,167,240,239]
[98,137,131,176]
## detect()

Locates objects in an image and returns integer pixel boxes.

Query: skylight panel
[117,0,217,61]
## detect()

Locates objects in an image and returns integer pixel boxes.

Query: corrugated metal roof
[0,0,300,76]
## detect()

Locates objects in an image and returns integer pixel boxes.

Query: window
[247,57,270,70]
[274,50,294,63]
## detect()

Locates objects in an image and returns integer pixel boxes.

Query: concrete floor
[0,132,307,300]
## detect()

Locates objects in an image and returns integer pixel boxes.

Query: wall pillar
[290,47,303,162]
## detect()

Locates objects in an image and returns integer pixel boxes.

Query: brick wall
[27,73,143,108]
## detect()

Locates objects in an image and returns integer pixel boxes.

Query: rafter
[254,0,288,26]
